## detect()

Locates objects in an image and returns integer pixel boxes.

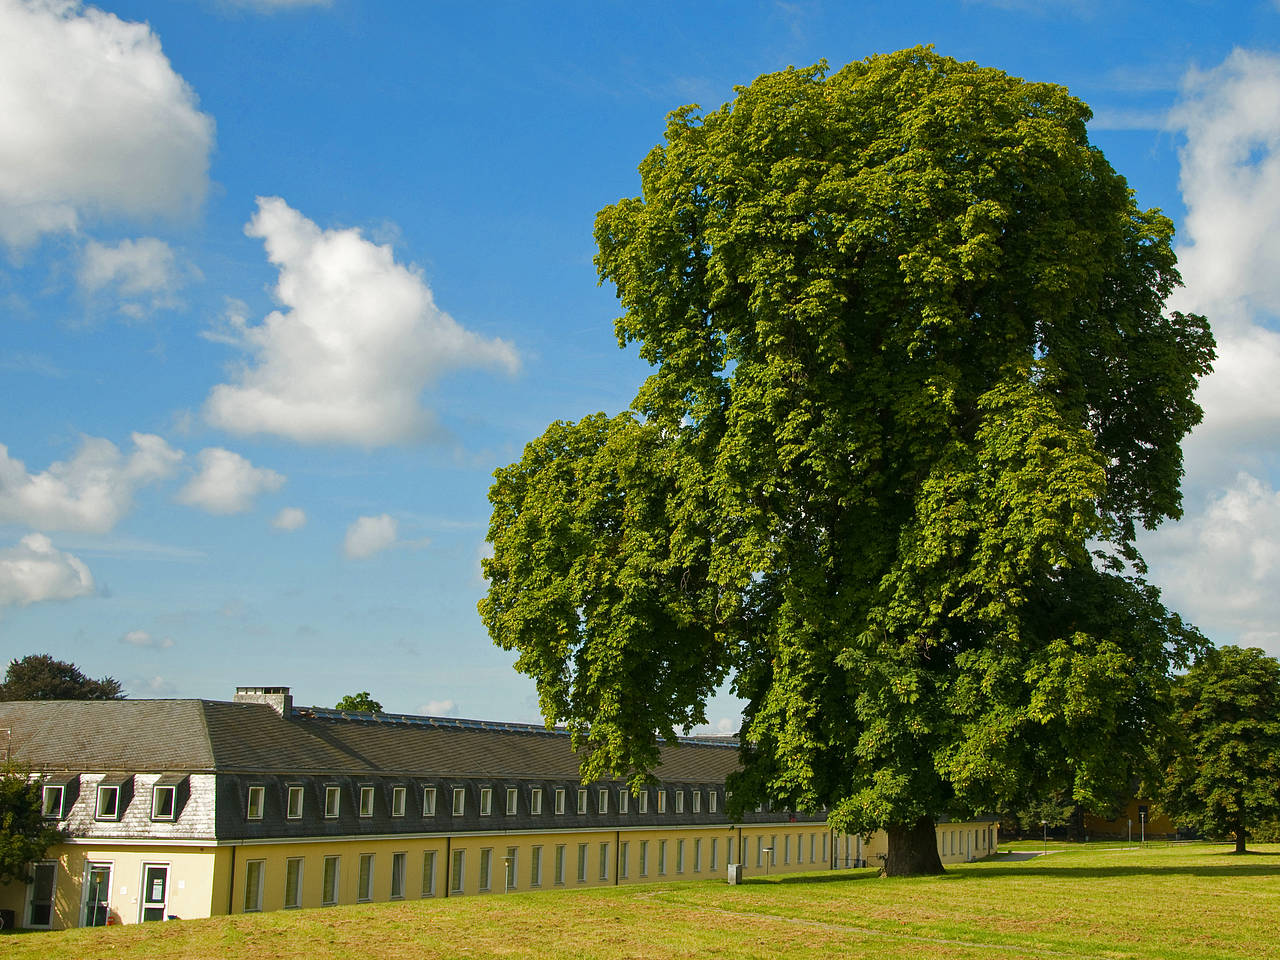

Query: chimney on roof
[234,686,293,717]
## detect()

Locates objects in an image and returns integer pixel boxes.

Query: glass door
[140,864,169,921]
[82,863,111,927]
[27,862,55,928]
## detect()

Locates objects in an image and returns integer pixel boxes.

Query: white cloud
[0,533,94,607]
[420,699,458,716]
[0,0,213,249]
[0,433,182,533]
[272,506,307,530]
[120,629,173,649]
[79,237,188,317]
[204,197,519,446]
[176,448,285,515]
[344,513,397,559]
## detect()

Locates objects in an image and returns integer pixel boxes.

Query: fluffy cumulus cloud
[120,629,173,649]
[0,533,94,608]
[419,699,458,717]
[272,506,307,530]
[0,433,182,533]
[79,237,187,317]
[0,0,213,249]
[343,513,397,559]
[204,198,519,446]
[176,448,285,515]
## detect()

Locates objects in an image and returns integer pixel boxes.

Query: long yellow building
[0,686,997,930]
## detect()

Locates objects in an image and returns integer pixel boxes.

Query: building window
[27,861,56,928]
[709,790,718,814]
[639,840,648,877]
[479,848,493,891]
[756,837,763,867]
[358,854,374,901]
[358,786,375,818]
[284,858,303,909]
[770,835,777,866]
[152,784,176,821]
[324,785,341,818]
[822,832,828,862]
[41,785,64,819]
[423,786,437,816]
[599,842,610,881]
[618,790,629,814]
[694,838,702,872]
[740,835,749,866]
[286,785,304,819]
[243,860,265,912]
[555,787,566,815]
[421,850,437,897]
[620,841,629,879]
[554,844,566,885]
[676,838,685,873]
[322,856,340,905]
[96,783,120,820]
[710,838,718,871]
[480,787,493,816]
[577,788,587,814]
[657,790,667,814]
[598,787,609,814]
[505,846,518,891]
[675,790,684,814]
[576,843,588,883]
[247,785,265,820]
[530,845,542,887]
[530,787,543,815]
[693,790,701,814]
[658,839,667,875]
[638,790,649,814]
[450,849,465,895]
[809,833,816,863]
[391,786,406,817]
[390,852,406,899]
[453,787,466,816]
[506,787,519,815]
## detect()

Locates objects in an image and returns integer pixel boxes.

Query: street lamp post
[1040,820,1048,854]
[502,856,513,894]
[1140,811,1146,846]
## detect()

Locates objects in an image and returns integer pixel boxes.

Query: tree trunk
[883,816,945,876]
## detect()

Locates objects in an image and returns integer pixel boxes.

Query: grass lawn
[6,842,1278,959]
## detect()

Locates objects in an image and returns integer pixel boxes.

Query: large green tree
[0,761,66,885]
[1163,645,1280,853]
[481,49,1213,874]
[0,655,124,701]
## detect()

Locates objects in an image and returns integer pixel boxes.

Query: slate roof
[0,698,741,782]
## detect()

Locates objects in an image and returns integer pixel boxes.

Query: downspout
[226,844,237,915]
[443,836,451,898]
[614,830,620,885]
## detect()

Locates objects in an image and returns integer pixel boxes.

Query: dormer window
[42,784,64,819]
[152,784,177,821]
[247,785,265,820]
[359,785,375,817]
[96,783,120,820]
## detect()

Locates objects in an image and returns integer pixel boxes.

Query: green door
[141,864,169,921]
[83,863,111,927]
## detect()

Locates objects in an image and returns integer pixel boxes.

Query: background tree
[0,761,66,885]
[335,691,383,713]
[0,655,124,701]
[1162,645,1280,853]
[481,48,1213,875]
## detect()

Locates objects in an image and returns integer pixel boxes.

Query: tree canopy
[0,761,66,885]
[480,48,1213,874]
[0,654,124,701]
[1162,645,1280,853]
[335,691,383,713]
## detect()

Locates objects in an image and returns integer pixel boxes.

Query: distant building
[0,686,997,929]
[1084,798,1176,840]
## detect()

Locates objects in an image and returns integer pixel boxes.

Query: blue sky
[3,0,1280,730]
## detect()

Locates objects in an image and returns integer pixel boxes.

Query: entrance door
[140,864,169,921]
[82,863,111,927]
[26,862,55,928]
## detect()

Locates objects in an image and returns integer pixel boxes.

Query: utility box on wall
[726,863,742,885]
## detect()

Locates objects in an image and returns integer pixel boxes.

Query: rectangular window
[322,856,340,905]
[577,788,588,814]
[598,787,609,814]
[619,841,629,879]
[576,843,588,883]
[421,850,436,897]
[479,848,492,891]
[96,783,120,820]
[423,786,437,816]
[676,838,685,873]
[284,858,303,909]
[618,790,629,814]
[658,839,667,875]
[243,860,265,912]
[638,790,649,814]
[709,790,718,814]
[639,840,648,876]
[287,785,304,819]
[599,842,610,881]
[480,787,493,816]
[247,785,265,820]
[756,836,763,867]
[710,838,718,871]
[359,786,375,818]
[28,861,55,927]
[740,835,748,866]
[693,790,701,814]
[555,787,566,815]
[809,833,815,863]
[390,852,406,899]
[357,853,374,901]
[450,849,465,895]
[770,835,777,866]
[391,786,406,817]
[694,838,702,872]
[505,846,518,890]
[554,844,566,885]
[453,787,466,816]
[675,790,684,814]
[152,784,176,821]
[530,787,543,814]
[822,832,828,862]
[41,784,64,819]
[506,787,519,815]
[784,834,790,865]
[325,785,341,818]
[657,790,667,814]
[530,845,542,887]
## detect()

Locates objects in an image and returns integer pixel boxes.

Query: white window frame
[554,787,566,815]
[675,789,684,814]
[709,790,718,814]
[284,857,304,909]
[710,837,718,871]
[530,845,542,887]
[694,837,702,872]
[324,785,341,819]
[452,787,466,817]
[692,790,701,814]
[247,785,265,821]
[25,860,56,929]
[322,855,340,905]
[657,790,667,814]
[421,850,437,897]
[506,787,519,815]
[639,840,648,876]
[618,790,629,814]
[357,853,374,902]
[422,786,437,816]
[505,845,518,891]
[638,789,649,814]
[577,788,587,814]
[243,859,265,912]
[620,840,629,879]
[598,841,609,881]
[480,786,493,816]
[41,784,64,820]
[96,783,120,821]
[554,844,566,885]
[450,849,465,895]
[359,785,375,818]
[658,839,667,875]
[286,785,304,820]
[391,786,406,817]
[151,784,176,822]
[390,851,406,899]
[598,787,608,814]
[576,843,588,883]
[479,847,493,892]
[677,838,685,873]
[530,787,543,815]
